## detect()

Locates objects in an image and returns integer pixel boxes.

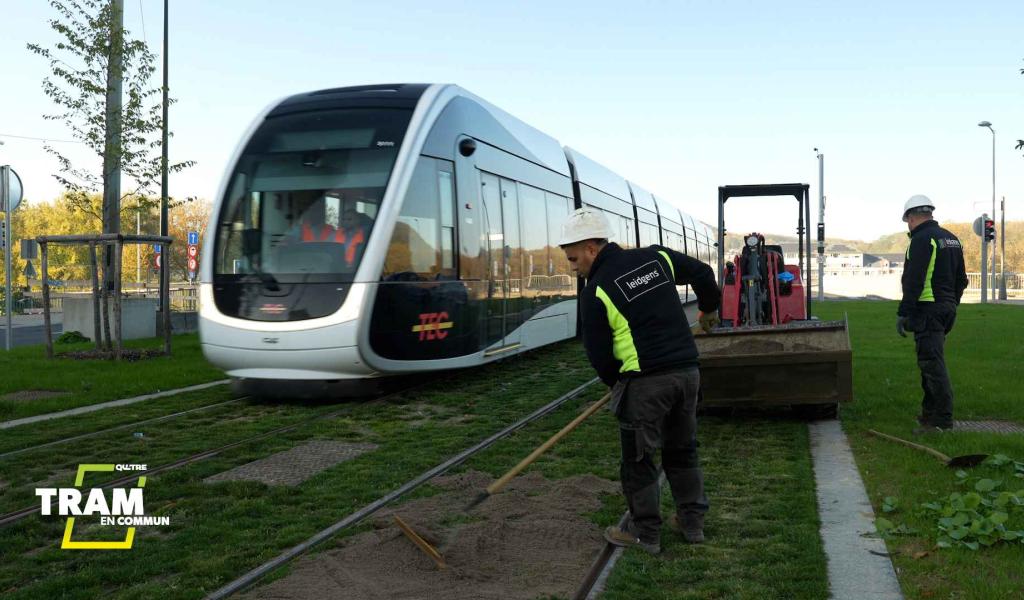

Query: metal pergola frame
[36,233,174,360]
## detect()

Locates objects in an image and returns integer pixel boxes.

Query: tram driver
[283,195,373,270]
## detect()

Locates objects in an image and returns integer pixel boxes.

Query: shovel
[867,429,988,468]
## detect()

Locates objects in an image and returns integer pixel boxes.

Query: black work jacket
[898,220,968,317]
[580,243,721,387]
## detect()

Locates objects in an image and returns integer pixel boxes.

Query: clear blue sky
[2,0,1022,241]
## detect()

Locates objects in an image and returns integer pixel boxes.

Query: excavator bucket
[694,318,853,413]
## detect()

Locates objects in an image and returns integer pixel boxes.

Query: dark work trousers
[610,368,707,544]
[910,303,958,428]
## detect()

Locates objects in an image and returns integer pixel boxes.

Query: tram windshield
[214,108,412,284]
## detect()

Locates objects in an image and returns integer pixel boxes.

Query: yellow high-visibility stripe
[657,250,675,280]
[919,238,937,302]
[595,286,640,374]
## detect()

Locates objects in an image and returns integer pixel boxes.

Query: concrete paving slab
[204,441,378,486]
[953,420,1024,434]
[809,420,903,600]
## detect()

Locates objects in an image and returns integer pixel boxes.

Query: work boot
[912,423,950,435]
[667,513,705,544]
[603,526,660,555]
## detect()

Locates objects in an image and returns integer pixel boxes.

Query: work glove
[698,310,721,334]
[896,316,909,338]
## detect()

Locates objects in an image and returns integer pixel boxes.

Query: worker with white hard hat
[902,194,935,222]
[897,195,968,433]
[559,206,721,554]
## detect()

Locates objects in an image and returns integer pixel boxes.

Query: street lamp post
[977,121,996,300]
[814,148,824,302]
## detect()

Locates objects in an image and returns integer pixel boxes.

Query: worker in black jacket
[897,195,968,433]
[559,207,721,554]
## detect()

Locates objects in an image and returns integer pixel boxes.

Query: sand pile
[246,471,619,600]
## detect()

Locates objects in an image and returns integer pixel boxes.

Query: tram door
[479,172,523,350]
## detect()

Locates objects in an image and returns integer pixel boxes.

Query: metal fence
[966,273,1023,290]
[4,283,198,315]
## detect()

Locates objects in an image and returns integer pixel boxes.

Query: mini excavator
[694,184,853,417]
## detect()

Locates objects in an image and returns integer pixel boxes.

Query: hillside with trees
[863,222,1023,273]
[727,221,1022,273]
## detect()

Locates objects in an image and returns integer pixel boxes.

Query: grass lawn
[816,301,1024,599]
[0,333,225,422]
[0,335,831,600]
[539,413,829,600]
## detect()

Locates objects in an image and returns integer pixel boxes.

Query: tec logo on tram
[413,311,453,341]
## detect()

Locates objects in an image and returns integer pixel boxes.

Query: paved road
[0,324,64,348]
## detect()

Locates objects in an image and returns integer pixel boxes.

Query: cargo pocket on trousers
[609,379,631,419]
[619,421,645,462]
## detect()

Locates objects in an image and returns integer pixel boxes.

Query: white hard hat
[902,194,935,222]
[559,207,613,246]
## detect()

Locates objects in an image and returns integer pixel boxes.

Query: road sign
[973,215,985,237]
[0,167,23,212]
[24,260,36,279]
[153,244,161,253]
[187,257,198,271]
[154,254,161,268]
[187,245,198,258]
[21,239,38,260]
[188,231,199,245]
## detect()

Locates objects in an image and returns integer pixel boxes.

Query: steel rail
[0,398,244,461]
[205,377,600,600]
[572,473,665,600]
[0,388,415,528]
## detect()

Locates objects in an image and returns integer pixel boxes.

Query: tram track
[204,376,601,599]
[571,473,667,600]
[0,398,245,461]
[0,380,231,431]
[0,385,423,528]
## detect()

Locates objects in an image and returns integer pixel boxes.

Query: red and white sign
[187,257,198,272]
[154,254,161,268]
[187,245,198,258]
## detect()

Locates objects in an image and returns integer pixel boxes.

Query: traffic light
[984,219,996,242]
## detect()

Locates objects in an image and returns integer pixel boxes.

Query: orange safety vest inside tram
[300,222,366,266]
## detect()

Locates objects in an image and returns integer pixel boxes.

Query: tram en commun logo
[35,463,169,550]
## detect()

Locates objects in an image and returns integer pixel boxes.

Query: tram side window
[639,222,659,247]
[382,156,456,280]
[684,228,697,258]
[546,192,571,282]
[520,184,549,295]
[622,216,636,249]
[439,170,455,270]
[595,210,632,250]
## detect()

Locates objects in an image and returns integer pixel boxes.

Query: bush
[56,330,90,344]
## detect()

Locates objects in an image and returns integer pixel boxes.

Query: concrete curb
[809,420,903,599]
[0,379,230,430]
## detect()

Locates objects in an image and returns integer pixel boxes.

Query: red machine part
[720,236,806,326]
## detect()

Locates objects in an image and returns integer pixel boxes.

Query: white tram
[199,84,716,395]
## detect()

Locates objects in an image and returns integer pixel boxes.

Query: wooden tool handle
[393,515,446,570]
[485,392,612,496]
[866,429,951,462]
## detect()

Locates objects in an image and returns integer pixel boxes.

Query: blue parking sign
[188,231,199,245]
